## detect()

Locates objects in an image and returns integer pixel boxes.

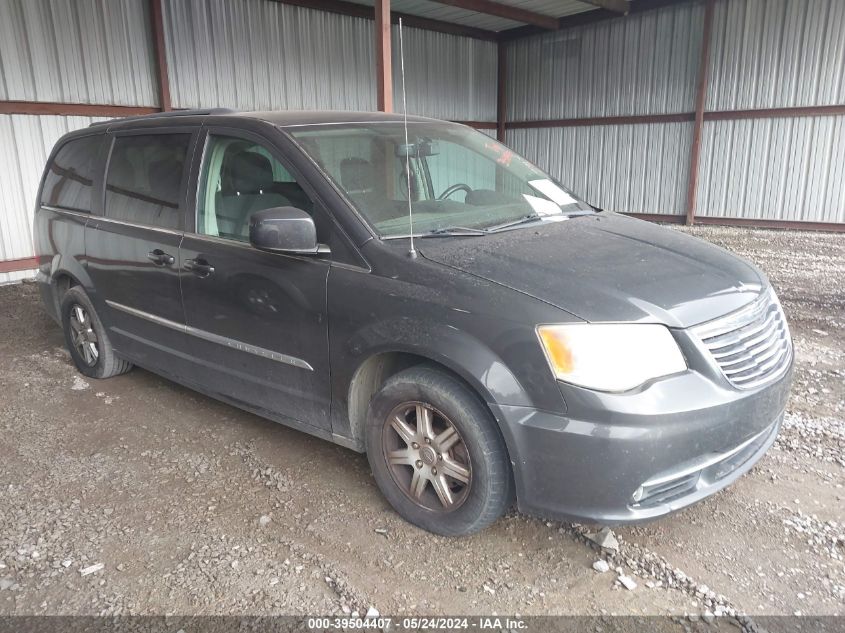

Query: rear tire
[365,365,513,536]
[61,287,133,379]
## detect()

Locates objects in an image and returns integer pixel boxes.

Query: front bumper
[490,361,792,524]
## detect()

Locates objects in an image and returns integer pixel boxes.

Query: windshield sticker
[483,141,515,166]
[496,149,515,167]
[522,194,563,217]
[529,179,577,206]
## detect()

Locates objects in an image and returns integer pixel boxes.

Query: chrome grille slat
[721,331,787,374]
[723,341,786,380]
[706,308,777,350]
[717,323,784,368]
[729,343,790,384]
[692,290,792,390]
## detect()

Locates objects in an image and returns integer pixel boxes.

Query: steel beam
[684,0,715,225]
[375,0,393,113]
[427,0,558,30]
[149,0,172,112]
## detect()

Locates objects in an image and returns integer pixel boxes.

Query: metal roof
[348,0,599,32]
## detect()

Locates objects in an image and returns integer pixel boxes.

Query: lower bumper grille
[632,420,779,509]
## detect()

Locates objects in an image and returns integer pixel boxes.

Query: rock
[0,578,14,591]
[61,560,73,568]
[592,560,610,573]
[703,610,715,624]
[258,515,272,527]
[374,528,388,536]
[80,563,104,576]
[365,607,380,618]
[618,574,637,591]
[587,527,619,551]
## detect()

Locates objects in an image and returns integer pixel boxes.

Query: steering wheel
[438,183,473,200]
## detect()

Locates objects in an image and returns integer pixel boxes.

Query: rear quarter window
[105,134,192,230]
[41,135,103,212]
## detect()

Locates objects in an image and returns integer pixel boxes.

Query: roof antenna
[398,17,417,259]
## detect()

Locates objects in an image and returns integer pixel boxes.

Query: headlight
[536,323,687,392]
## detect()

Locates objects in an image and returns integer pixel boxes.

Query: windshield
[287,122,593,237]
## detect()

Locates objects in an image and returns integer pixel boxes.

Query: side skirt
[111,348,365,453]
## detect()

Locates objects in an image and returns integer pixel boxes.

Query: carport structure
[1,0,844,282]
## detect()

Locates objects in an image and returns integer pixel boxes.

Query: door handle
[184,258,215,277]
[147,249,175,266]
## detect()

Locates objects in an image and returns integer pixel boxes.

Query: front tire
[365,365,513,536]
[61,287,133,379]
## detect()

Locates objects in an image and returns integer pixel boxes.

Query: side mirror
[249,207,322,255]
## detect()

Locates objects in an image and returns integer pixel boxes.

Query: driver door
[179,129,332,429]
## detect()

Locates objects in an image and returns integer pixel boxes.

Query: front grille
[692,290,792,390]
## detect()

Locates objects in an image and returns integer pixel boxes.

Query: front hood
[418,213,766,328]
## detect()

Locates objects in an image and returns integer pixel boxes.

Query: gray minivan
[34,109,793,535]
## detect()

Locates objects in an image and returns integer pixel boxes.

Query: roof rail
[89,108,237,127]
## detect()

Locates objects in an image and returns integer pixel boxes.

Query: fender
[352,318,532,406]
[331,316,538,450]
[42,253,95,321]
[49,253,95,292]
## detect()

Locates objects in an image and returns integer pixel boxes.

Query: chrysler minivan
[34,109,793,535]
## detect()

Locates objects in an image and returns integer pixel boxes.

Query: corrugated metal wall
[696,116,845,223]
[505,0,845,224]
[163,0,377,111]
[694,0,845,222]
[506,2,705,121]
[509,122,694,214]
[392,25,497,121]
[504,1,703,215]
[706,0,845,111]
[0,0,157,105]
[163,0,495,119]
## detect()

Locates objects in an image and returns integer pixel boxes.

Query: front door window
[197,135,314,242]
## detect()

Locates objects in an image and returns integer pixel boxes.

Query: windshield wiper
[421,226,489,237]
[488,209,594,233]
[487,214,543,232]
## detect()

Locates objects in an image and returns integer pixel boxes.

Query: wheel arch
[343,336,530,454]
[48,262,91,320]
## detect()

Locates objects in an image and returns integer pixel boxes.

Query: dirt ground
[0,225,842,623]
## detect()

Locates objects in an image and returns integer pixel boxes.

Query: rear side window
[41,135,103,212]
[105,134,191,230]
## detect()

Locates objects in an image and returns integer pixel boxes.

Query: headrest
[226,151,274,194]
[339,157,374,194]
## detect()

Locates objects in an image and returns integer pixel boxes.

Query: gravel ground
[0,225,842,623]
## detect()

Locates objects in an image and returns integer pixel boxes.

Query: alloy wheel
[68,304,99,366]
[382,402,472,512]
